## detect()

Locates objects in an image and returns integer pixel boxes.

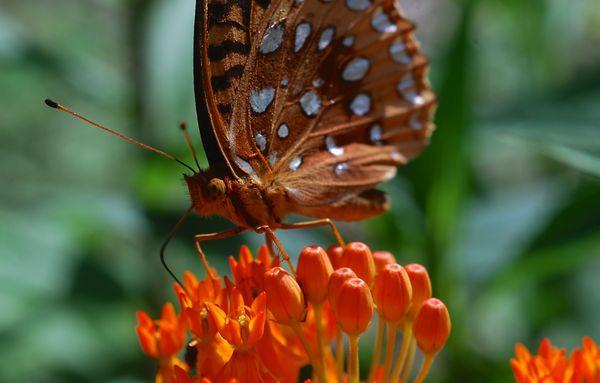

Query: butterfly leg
[160,206,194,287]
[194,227,246,280]
[255,225,296,275]
[280,219,345,246]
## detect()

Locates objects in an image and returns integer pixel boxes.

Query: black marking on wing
[217,103,233,114]
[255,0,270,10]
[208,0,245,23]
[211,64,245,91]
[208,40,250,61]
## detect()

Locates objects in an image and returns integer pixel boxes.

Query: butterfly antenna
[179,121,201,171]
[44,99,196,173]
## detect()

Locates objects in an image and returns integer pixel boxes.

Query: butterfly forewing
[198,0,435,209]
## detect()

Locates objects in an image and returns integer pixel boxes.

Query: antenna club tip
[179,121,187,130]
[44,99,59,108]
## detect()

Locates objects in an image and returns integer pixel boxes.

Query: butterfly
[46,0,435,280]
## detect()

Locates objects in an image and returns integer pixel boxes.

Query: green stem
[399,339,416,383]
[412,354,434,383]
[391,324,412,383]
[336,330,344,383]
[382,322,398,379]
[349,335,360,383]
[292,321,327,383]
[367,316,385,383]
[314,304,327,380]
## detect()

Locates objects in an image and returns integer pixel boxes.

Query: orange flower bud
[297,246,334,305]
[339,242,376,287]
[413,298,451,355]
[335,278,374,336]
[405,263,432,315]
[373,263,412,323]
[263,267,306,324]
[328,267,357,310]
[373,251,396,274]
[326,244,344,269]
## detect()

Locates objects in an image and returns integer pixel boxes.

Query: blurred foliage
[1,0,599,382]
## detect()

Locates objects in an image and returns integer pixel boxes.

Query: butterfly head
[184,172,227,216]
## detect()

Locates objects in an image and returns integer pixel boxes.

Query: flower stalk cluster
[136,242,451,382]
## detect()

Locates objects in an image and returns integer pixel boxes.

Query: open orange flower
[137,302,186,359]
[136,303,188,383]
[206,287,267,349]
[511,337,600,383]
[574,337,600,383]
[229,245,279,303]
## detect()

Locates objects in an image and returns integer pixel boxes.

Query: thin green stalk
[412,354,434,383]
[349,335,360,383]
[399,339,416,383]
[292,321,327,383]
[367,317,385,382]
[391,324,412,383]
[382,322,398,379]
[313,304,327,381]
[336,331,344,383]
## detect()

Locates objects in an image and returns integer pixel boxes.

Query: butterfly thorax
[184,171,290,229]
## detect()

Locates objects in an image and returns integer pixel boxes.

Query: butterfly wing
[195,0,285,177]
[197,0,435,207]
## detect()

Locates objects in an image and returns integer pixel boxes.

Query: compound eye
[206,178,226,199]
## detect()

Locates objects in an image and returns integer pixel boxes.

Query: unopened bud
[263,267,306,324]
[326,244,344,269]
[328,267,357,310]
[373,263,412,323]
[373,251,396,274]
[413,298,451,355]
[297,246,334,305]
[405,263,432,317]
[339,242,376,287]
[335,278,374,336]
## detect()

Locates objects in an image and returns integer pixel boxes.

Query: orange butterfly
[46,0,435,281]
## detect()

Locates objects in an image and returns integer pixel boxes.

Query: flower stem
[382,321,397,379]
[335,330,344,383]
[367,316,385,382]
[314,304,327,381]
[412,353,434,383]
[391,323,412,383]
[398,339,416,383]
[292,321,327,383]
[349,335,360,383]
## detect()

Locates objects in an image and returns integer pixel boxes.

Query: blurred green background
[1,0,599,382]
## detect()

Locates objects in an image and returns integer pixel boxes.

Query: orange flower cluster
[136,242,451,383]
[512,337,600,383]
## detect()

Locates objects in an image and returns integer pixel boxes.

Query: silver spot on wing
[342,57,370,82]
[260,22,285,55]
[346,0,371,11]
[289,156,303,171]
[299,91,322,117]
[254,132,267,152]
[277,123,289,138]
[318,27,335,51]
[325,136,344,156]
[250,87,275,114]
[294,21,312,53]
[349,93,371,116]
[371,8,397,33]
